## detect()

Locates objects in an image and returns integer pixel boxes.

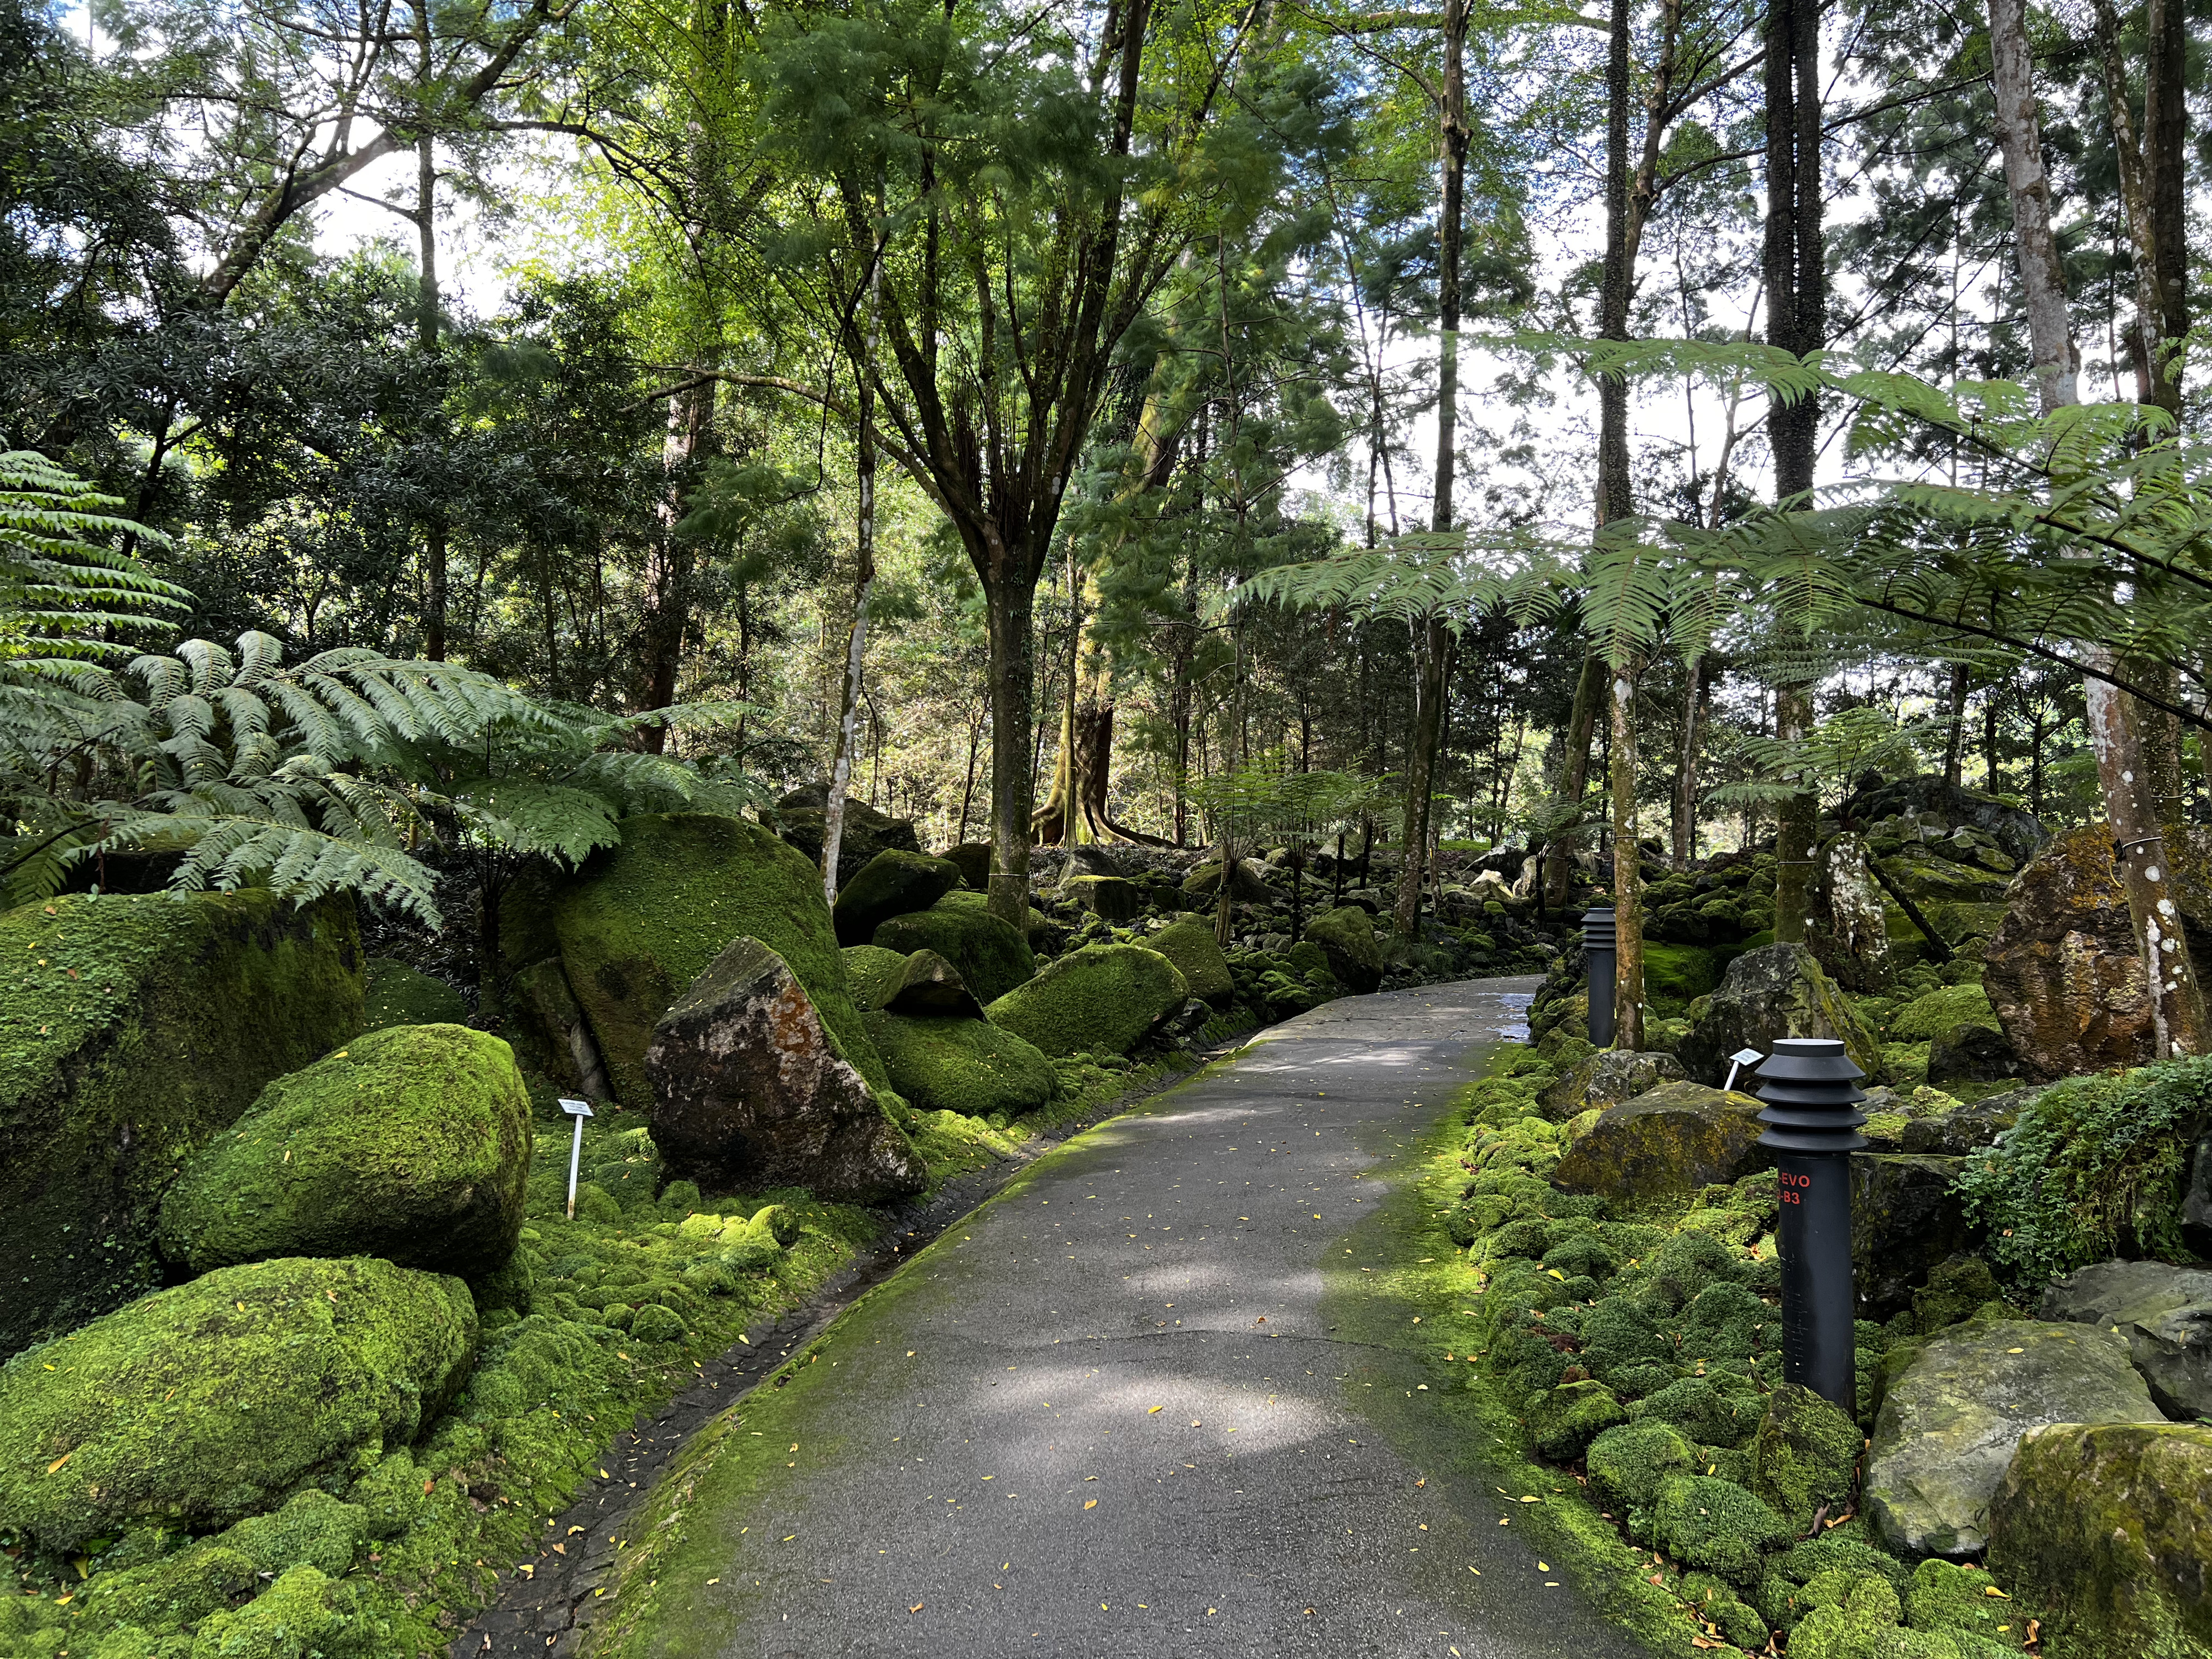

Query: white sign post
[560,1098,594,1219]
[1723,1047,1765,1093]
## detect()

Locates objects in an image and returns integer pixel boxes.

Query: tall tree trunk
[1610,661,1645,1047]
[1542,656,1608,906]
[1672,655,1707,870]
[1394,0,1467,938]
[1764,0,1823,943]
[982,569,1040,927]
[1992,0,2206,1053]
[822,258,883,903]
[1942,662,1971,786]
[1991,0,2080,410]
[415,132,448,663]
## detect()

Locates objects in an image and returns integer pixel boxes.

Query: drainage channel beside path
[460,975,1656,1659]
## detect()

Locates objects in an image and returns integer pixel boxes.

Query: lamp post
[1754,1037,1868,1411]
[1583,906,1618,1046]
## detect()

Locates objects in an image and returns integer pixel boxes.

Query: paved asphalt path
[613,977,1653,1659]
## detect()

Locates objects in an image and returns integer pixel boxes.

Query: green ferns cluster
[1452,1044,2036,1657]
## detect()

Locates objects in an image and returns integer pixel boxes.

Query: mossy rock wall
[156,1024,533,1280]
[0,891,364,1359]
[550,813,889,1109]
[0,1256,476,1551]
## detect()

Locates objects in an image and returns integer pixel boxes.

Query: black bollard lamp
[1754,1036,1867,1412]
[1582,906,1618,1047]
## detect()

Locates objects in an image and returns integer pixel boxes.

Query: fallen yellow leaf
[1147,1405,1164,1414]
[46,1453,70,1474]
[1084,1499,1098,1510]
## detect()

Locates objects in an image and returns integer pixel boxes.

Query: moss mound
[841,945,909,1011]
[549,813,888,1108]
[1888,983,2002,1042]
[360,957,467,1030]
[863,1011,1057,1118]
[984,943,1187,1058]
[1146,917,1235,1008]
[831,849,963,948]
[1643,941,1721,1006]
[0,1256,476,1551]
[872,892,1037,1003]
[156,1025,533,1280]
[0,890,364,1359]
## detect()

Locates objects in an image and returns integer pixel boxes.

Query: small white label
[559,1097,595,1119]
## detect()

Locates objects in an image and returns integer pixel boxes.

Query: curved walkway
[578,977,1652,1658]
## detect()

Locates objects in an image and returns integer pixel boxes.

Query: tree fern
[0,451,191,661]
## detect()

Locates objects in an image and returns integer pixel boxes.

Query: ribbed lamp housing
[1754,1037,1869,1154]
[1582,907,1617,951]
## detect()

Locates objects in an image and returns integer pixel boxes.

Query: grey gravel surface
[591,975,1652,1659]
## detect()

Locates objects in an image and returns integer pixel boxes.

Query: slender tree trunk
[1392,0,1467,938]
[983,570,1040,927]
[1772,686,1815,943]
[1610,661,1645,1047]
[1543,656,1608,906]
[1990,0,2080,410]
[415,133,448,663]
[822,263,883,902]
[1672,655,1707,869]
[1942,662,1971,786]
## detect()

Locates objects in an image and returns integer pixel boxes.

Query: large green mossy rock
[549,813,889,1108]
[842,945,907,1011]
[156,1025,532,1280]
[1865,1319,2165,1559]
[1887,983,2002,1042]
[1305,905,1383,994]
[1550,1081,1769,1199]
[1585,1418,1699,1532]
[1989,1422,2212,1659]
[1146,917,1235,1008]
[1652,1474,1793,1587]
[1677,942,1884,1086]
[984,944,1187,1058]
[1062,873,1144,923]
[831,849,963,948]
[0,1257,475,1551]
[872,893,1036,1004]
[0,891,364,1359]
[1538,1049,1687,1120]
[1527,1379,1627,1460]
[863,1011,1057,1118]
[361,957,467,1030]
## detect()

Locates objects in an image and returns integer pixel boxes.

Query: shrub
[1957,1054,2212,1282]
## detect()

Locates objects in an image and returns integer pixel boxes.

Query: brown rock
[644,936,924,1200]
[1984,824,2153,1082]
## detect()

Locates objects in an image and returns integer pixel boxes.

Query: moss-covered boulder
[1865,1319,2165,1559]
[841,945,907,1011]
[864,1011,1057,1119]
[1902,1558,2032,1652]
[872,893,1037,1004]
[831,849,963,948]
[1551,1081,1769,1199]
[1305,905,1383,994]
[1146,917,1235,1008]
[156,1025,531,1280]
[940,842,993,892]
[1752,1382,1863,1533]
[1989,1422,2210,1659]
[0,891,364,1359]
[1181,860,1272,904]
[361,957,466,1030]
[771,787,920,887]
[1851,1154,1973,1320]
[0,1256,475,1550]
[1677,942,1883,1086]
[1586,1417,1699,1531]
[549,813,889,1108]
[1061,873,1143,924]
[984,943,1187,1058]
[1538,1048,1688,1120]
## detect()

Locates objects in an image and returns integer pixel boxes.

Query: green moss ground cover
[0,1056,1191,1658]
[1388,1045,2042,1657]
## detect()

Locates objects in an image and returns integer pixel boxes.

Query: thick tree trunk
[983,572,1039,927]
[1610,660,1645,1048]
